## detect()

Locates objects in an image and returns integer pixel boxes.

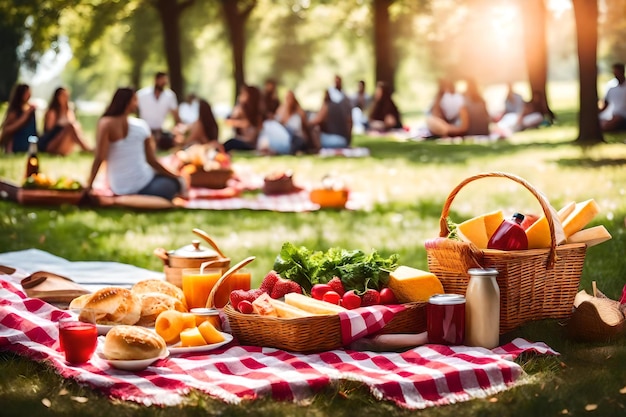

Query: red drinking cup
[427,294,466,345]
[58,310,98,364]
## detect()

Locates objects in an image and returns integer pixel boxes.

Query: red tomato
[341,290,362,309]
[311,284,332,300]
[379,288,398,305]
[322,290,341,305]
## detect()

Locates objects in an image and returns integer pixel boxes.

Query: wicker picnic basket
[190,168,233,189]
[426,172,587,333]
[223,301,427,353]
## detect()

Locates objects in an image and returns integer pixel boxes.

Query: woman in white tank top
[85,88,185,201]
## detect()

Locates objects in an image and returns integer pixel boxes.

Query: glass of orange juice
[212,268,252,308]
[182,267,222,309]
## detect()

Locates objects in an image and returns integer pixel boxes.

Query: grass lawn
[0,108,625,416]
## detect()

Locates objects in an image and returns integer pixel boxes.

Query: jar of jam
[427,294,466,345]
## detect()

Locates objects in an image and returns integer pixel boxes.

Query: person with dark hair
[308,76,353,151]
[368,81,402,132]
[599,63,626,132]
[38,87,91,155]
[274,90,310,153]
[137,72,181,150]
[180,99,219,147]
[0,83,37,153]
[223,85,263,152]
[262,79,280,120]
[85,88,185,201]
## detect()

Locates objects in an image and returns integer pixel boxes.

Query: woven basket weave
[426,172,587,333]
[224,301,426,353]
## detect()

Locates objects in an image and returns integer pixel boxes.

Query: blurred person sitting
[137,71,181,151]
[39,87,92,155]
[0,83,38,153]
[350,80,372,133]
[223,85,263,152]
[262,78,280,120]
[426,78,466,137]
[368,81,402,132]
[493,82,525,122]
[309,80,353,150]
[178,93,200,125]
[599,63,626,132]
[497,90,554,135]
[179,99,220,149]
[272,90,310,154]
[462,79,491,136]
[85,87,185,201]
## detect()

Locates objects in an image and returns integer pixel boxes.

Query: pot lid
[169,240,219,259]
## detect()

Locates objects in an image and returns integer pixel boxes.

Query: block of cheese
[566,225,611,247]
[562,199,600,238]
[525,206,566,249]
[483,210,505,240]
[557,201,576,222]
[388,266,444,303]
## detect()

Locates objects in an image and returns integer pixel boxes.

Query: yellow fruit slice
[457,216,489,249]
[198,321,225,344]
[483,210,505,240]
[180,327,207,347]
[155,310,185,344]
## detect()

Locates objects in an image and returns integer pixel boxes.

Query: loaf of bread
[131,279,187,307]
[136,292,187,327]
[71,287,142,325]
[103,325,167,360]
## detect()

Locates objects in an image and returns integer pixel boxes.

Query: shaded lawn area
[0,109,625,416]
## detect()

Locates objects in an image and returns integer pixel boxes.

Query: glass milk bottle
[465,268,500,348]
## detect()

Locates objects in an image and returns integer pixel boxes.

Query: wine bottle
[25,136,39,179]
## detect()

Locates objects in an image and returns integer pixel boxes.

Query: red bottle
[487,213,529,251]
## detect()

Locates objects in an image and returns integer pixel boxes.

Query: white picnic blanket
[0,249,163,292]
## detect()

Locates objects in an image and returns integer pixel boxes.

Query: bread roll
[131,279,187,307]
[82,287,141,325]
[136,292,187,327]
[69,293,91,310]
[103,325,167,360]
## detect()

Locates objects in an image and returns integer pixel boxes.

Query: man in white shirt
[599,63,626,132]
[137,72,181,149]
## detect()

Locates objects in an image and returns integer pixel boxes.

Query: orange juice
[213,270,252,308]
[182,268,221,309]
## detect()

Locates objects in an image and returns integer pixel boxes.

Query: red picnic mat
[0,277,558,409]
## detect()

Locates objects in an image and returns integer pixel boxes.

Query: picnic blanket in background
[0,273,559,409]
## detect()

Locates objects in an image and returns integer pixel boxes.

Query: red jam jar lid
[428,294,466,305]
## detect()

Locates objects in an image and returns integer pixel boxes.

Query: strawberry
[237,300,254,314]
[327,277,345,297]
[361,289,381,306]
[270,278,302,299]
[229,289,249,307]
[260,270,280,294]
[248,288,265,301]
[342,290,361,310]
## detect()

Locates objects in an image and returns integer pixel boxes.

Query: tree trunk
[520,0,554,117]
[221,0,255,103]
[0,25,21,103]
[572,0,604,144]
[154,0,195,101]
[373,0,395,92]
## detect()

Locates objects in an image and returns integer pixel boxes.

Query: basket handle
[193,228,227,259]
[438,172,557,269]
[205,256,256,308]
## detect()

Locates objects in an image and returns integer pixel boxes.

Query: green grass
[1,108,626,416]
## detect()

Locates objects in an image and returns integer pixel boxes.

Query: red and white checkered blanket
[0,278,558,409]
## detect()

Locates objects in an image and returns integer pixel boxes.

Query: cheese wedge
[388,266,444,303]
[566,225,611,247]
[483,210,505,240]
[284,293,346,315]
[562,199,600,238]
[557,201,576,222]
[252,293,277,317]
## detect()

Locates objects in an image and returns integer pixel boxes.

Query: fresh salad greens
[446,217,460,240]
[273,242,399,293]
